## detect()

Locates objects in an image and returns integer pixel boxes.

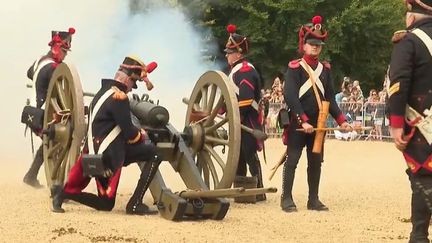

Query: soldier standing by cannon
[51,56,162,215]
[224,24,266,202]
[22,28,75,188]
[388,1,432,241]
[281,16,351,212]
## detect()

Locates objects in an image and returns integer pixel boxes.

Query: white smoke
[0,0,218,162]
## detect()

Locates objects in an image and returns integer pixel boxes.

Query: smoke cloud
[0,0,219,162]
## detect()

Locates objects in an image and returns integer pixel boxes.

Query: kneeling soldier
[52,56,161,215]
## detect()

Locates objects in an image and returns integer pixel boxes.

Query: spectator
[353,80,363,98]
[367,89,379,103]
[348,88,363,120]
[275,87,284,103]
[373,98,385,141]
[336,80,351,104]
[350,87,364,102]
[272,77,283,92]
[379,90,387,102]
[260,90,271,128]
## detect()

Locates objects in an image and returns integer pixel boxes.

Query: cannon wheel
[185,71,241,190]
[42,63,86,188]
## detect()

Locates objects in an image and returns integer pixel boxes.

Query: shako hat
[48,27,75,51]
[298,16,328,53]
[224,24,249,54]
[119,56,158,90]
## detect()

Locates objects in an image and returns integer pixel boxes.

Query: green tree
[179,0,405,92]
[325,0,405,91]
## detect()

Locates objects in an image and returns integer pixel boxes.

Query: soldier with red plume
[281,16,350,212]
[23,28,75,188]
[224,24,266,202]
[51,56,161,215]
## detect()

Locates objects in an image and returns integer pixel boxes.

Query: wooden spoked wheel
[185,71,241,189]
[42,63,86,188]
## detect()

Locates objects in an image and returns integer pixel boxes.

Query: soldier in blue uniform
[388,1,432,241]
[51,56,161,215]
[23,28,75,188]
[281,16,351,212]
[224,24,266,201]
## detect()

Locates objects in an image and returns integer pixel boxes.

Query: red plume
[312,15,322,25]
[68,27,76,34]
[298,26,305,54]
[227,24,237,34]
[146,61,158,73]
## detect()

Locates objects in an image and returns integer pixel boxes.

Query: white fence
[265,101,391,140]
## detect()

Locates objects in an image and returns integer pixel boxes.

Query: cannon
[41,62,276,221]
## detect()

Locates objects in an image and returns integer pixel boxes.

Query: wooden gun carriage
[41,63,276,221]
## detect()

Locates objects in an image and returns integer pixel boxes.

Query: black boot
[126,156,161,215]
[23,145,44,189]
[248,154,266,202]
[64,192,116,211]
[307,162,328,211]
[281,163,297,212]
[51,185,65,213]
[307,199,328,211]
[409,181,431,243]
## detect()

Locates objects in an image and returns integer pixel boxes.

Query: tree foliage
[179,0,405,92]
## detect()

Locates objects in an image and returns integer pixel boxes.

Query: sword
[296,126,373,132]
[30,131,35,159]
[269,149,287,181]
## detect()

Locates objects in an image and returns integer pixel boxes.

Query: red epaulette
[239,61,252,72]
[392,30,408,43]
[51,62,59,68]
[321,61,331,69]
[288,59,301,69]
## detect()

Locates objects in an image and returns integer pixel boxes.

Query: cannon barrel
[130,99,170,128]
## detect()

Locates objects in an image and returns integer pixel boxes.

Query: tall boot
[248,154,266,202]
[307,162,328,211]
[281,162,297,212]
[23,145,44,188]
[64,192,115,211]
[409,185,431,243]
[236,150,247,177]
[126,155,161,215]
[51,185,65,213]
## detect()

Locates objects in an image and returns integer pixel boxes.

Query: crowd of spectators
[259,74,392,141]
[333,76,389,141]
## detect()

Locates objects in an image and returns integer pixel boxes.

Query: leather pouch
[21,105,44,131]
[82,154,105,177]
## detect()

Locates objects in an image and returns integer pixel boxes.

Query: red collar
[302,54,319,67]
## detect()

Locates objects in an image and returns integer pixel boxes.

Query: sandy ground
[0,139,419,243]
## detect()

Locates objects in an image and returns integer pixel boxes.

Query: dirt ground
[0,139,418,243]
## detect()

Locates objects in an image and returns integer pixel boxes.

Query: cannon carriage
[41,62,276,221]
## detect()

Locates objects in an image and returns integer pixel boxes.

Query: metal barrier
[265,101,391,140]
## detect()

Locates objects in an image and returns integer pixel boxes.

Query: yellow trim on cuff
[127,131,141,144]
